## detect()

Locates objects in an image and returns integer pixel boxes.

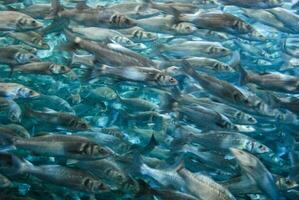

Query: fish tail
[182,59,197,76]
[265,92,281,108]
[140,134,158,154]
[228,51,241,70]
[0,152,33,175]
[46,0,64,19]
[238,64,249,86]
[135,179,154,198]
[82,65,106,81]
[8,65,15,77]
[23,0,33,7]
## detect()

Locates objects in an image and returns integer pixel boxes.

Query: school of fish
[0,0,299,199]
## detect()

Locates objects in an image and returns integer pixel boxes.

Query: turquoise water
[0,0,298,200]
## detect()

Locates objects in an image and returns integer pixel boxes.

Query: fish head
[164,66,183,76]
[234,111,257,124]
[17,17,43,31]
[17,87,39,99]
[132,29,157,42]
[82,178,109,193]
[173,22,197,35]
[213,63,235,72]
[121,177,139,193]
[157,74,178,86]
[208,46,231,57]
[15,52,39,64]
[49,64,72,74]
[91,145,114,159]
[110,14,136,28]
[250,30,266,41]
[37,40,50,50]
[244,140,270,154]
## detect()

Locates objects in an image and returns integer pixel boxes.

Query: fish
[14,134,113,160]
[68,26,145,50]
[0,83,39,99]
[0,173,12,188]
[3,31,49,50]
[0,11,42,31]
[156,40,231,58]
[63,35,157,68]
[182,60,252,108]
[0,124,30,139]
[9,62,72,76]
[84,64,177,86]
[51,0,136,28]
[267,7,299,33]
[218,0,282,9]
[0,152,110,193]
[230,148,280,200]
[25,107,90,131]
[0,97,21,123]
[117,26,157,42]
[136,179,200,200]
[0,46,39,66]
[106,1,160,19]
[239,64,299,93]
[8,3,52,19]
[177,12,264,40]
[136,15,197,35]
[176,163,236,200]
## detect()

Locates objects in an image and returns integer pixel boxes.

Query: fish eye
[169,77,176,83]
[31,20,37,25]
[83,178,91,187]
[235,112,242,118]
[29,90,34,95]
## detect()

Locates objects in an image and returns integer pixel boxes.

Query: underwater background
[0,0,299,199]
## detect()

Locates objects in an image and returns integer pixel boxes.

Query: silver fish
[230,148,279,200]
[0,11,42,31]
[0,83,39,99]
[14,134,113,160]
[84,64,177,86]
[0,97,21,123]
[176,165,236,200]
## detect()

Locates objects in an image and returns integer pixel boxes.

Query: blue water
[0,0,299,200]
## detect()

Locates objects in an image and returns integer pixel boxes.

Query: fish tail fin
[228,51,241,70]
[140,134,158,154]
[265,92,281,108]
[182,59,197,76]
[0,153,33,175]
[8,65,15,77]
[238,64,249,86]
[82,65,107,81]
[135,179,154,198]
[5,5,18,11]
[46,0,64,19]
[23,0,33,7]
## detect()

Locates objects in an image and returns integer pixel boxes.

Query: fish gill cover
[0,0,298,199]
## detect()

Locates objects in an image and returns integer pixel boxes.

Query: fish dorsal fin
[76,1,89,10]
[107,43,135,54]
[42,107,58,113]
